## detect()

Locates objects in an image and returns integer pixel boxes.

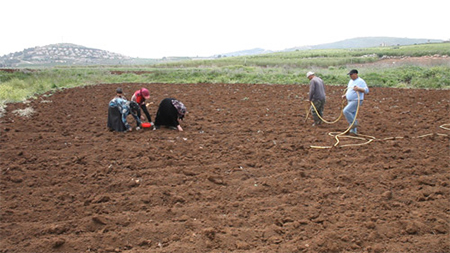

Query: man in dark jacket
[307,71,326,126]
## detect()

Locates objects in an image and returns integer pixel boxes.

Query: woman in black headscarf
[154,98,186,131]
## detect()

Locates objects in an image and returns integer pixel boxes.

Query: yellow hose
[308,88,347,125]
[310,91,376,149]
[310,99,345,124]
[440,123,450,131]
[308,91,449,149]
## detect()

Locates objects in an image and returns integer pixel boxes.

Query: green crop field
[1,42,449,109]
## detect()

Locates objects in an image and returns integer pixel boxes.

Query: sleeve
[109,98,118,107]
[360,79,369,94]
[121,113,130,129]
[309,80,315,101]
[169,106,180,127]
[364,82,369,94]
[117,101,130,130]
[131,113,141,127]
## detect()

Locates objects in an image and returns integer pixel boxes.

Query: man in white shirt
[342,69,369,135]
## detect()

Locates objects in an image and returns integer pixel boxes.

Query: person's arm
[119,107,131,131]
[131,113,141,127]
[353,82,369,93]
[353,86,365,92]
[168,106,181,130]
[308,81,315,101]
[122,115,131,131]
[363,82,369,94]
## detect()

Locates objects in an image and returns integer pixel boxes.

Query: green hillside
[156,42,450,69]
[1,42,449,109]
[285,37,444,51]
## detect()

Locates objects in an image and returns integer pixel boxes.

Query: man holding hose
[306,71,326,126]
[342,69,369,135]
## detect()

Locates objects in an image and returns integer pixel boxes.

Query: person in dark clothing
[107,88,141,132]
[107,103,127,132]
[131,88,152,124]
[154,98,187,131]
[107,88,127,132]
[306,71,326,126]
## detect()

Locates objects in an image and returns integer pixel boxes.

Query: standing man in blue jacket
[342,69,369,135]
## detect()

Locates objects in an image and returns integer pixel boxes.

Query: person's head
[306,71,315,80]
[171,99,187,120]
[116,87,123,97]
[347,69,358,80]
[129,101,140,115]
[140,88,150,100]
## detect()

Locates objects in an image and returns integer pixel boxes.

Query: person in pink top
[131,88,152,123]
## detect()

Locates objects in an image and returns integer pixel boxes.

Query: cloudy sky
[1,0,448,58]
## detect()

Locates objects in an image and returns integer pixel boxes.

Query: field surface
[1,81,449,252]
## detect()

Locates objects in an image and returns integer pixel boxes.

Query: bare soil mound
[1,82,449,252]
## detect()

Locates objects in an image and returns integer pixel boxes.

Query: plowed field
[1,82,449,252]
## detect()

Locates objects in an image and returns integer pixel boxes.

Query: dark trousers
[311,99,325,124]
[138,104,152,122]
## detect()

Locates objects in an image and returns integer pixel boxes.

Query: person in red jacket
[131,88,152,123]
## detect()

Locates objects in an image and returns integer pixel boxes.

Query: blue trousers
[343,100,363,132]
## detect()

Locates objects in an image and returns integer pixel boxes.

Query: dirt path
[1,82,449,252]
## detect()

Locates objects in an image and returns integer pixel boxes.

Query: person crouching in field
[107,88,141,132]
[154,98,187,131]
[306,71,326,126]
[131,88,153,124]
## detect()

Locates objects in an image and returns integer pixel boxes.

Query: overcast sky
[1,0,448,58]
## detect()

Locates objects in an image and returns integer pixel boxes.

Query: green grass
[154,42,450,68]
[1,42,449,108]
[0,68,111,103]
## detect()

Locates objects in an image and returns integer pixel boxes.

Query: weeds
[12,107,35,118]
[1,43,449,107]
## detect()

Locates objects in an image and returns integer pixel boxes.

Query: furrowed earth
[1,80,449,252]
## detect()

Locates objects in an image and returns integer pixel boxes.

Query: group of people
[107,87,186,132]
[307,69,369,135]
[107,69,368,134]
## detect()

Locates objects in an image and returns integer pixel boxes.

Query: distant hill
[216,48,274,57]
[218,37,445,57]
[0,43,157,67]
[283,37,444,51]
[1,37,446,67]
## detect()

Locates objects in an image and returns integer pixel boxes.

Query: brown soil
[1,82,449,253]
